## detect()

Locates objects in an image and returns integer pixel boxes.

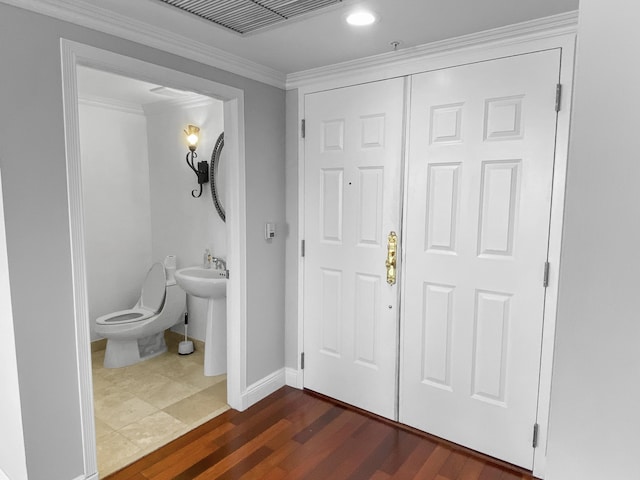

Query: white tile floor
[92,333,229,477]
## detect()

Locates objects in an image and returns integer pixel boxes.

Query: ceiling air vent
[158,0,343,34]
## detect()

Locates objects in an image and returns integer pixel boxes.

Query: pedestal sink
[175,266,227,376]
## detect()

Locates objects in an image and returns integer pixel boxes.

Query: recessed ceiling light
[346,11,376,26]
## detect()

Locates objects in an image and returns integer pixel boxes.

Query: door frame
[295,24,576,478]
[60,40,248,477]
[0,168,29,480]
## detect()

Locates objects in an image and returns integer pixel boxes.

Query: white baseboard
[285,367,303,389]
[74,473,98,480]
[241,368,286,410]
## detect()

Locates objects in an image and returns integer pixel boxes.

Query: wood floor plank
[195,420,289,478]
[478,464,508,480]
[142,422,236,480]
[389,441,440,479]
[291,405,343,444]
[318,420,397,480]
[261,466,288,480]
[370,471,392,480]
[240,398,333,478]
[412,445,452,480]
[501,470,527,480]
[280,410,367,477]
[239,440,300,480]
[458,457,488,480]
[438,450,468,479]
[213,445,274,480]
[103,387,535,480]
[185,419,290,479]
[378,430,423,475]
[300,420,386,480]
[345,429,402,480]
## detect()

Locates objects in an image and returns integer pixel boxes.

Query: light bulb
[346,11,376,26]
[184,125,200,151]
[187,133,198,146]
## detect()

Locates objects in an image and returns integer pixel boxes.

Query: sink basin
[175,266,227,299]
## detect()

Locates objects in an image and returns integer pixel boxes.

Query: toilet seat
[96,307,156,325]
[96,263,166,326]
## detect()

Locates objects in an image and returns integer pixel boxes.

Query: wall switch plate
[265,222,276,239]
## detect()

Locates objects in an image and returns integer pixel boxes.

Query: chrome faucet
[211,257,226,271]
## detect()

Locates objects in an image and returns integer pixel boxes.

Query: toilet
[95,256,185,368]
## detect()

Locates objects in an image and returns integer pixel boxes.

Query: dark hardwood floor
[104,386,535,480]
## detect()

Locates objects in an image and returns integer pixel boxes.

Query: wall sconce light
[184,124,209,198]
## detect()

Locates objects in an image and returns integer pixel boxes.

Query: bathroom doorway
[76,65,232,475]
[61,40,248,478]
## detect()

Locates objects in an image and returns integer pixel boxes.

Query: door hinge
[532,423,539,448]
[555,84,562,112]
[301,352,305,370]
[543,261,550,288]
[301,119,306,138]
[301,239,305,257]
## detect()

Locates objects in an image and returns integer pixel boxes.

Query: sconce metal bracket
[186,150,209,198]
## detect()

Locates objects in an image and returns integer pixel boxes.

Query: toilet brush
[178,312,194,355]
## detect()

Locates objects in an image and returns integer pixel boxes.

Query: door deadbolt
[386,231,397,285]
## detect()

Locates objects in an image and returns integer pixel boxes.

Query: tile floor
[92,333,229,477]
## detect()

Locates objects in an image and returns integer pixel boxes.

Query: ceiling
[76,66,221,108]
[77,66,180,104]
[93,0,578,74]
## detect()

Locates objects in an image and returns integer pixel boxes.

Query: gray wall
[546,1,640,478]
[245,83,286,383]
[0,4,285,479]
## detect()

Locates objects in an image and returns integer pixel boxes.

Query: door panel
[304,78,405,420]
[400,50,561,468]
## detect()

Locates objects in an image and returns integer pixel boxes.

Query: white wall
[79,93,226,343]
[546,2,640,478]
[146,98,225,341]
[0,169,28,480]
[79,102,153,341]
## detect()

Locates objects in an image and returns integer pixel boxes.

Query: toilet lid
[140,262,166,313]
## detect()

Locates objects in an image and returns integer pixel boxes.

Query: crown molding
[0,0,286,89]
[286,10,579,89]
[142,95,220,116]
[78,92,219,116]
[78,94,144,115]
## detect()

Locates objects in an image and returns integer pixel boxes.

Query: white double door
[303,50,561,469]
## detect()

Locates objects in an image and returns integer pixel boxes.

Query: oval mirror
[210,132,225,222]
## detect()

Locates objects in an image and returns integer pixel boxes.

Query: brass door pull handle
[386,231,397,285]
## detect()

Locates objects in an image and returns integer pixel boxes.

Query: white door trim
[0,168,29,480]
[296,33,575,479]
[531,36,576,479]
[60,39,248,478]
